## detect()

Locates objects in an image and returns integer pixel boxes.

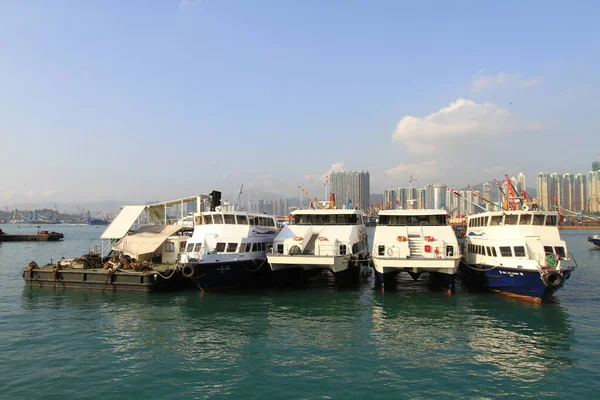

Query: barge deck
[22,262,194,293]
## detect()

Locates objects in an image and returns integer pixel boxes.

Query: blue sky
[1,0,599,204]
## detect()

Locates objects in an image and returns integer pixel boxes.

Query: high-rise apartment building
[329,170,370,210]
[517,172,526,193]
[574,174,586,212]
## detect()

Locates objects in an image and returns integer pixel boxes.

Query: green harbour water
[1,224,600,399]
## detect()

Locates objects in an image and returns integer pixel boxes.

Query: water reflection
[371,292,573,386]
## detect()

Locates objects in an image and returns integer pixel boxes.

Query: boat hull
[181,259,272,291]
[459,262,567,300]
[267,254,368,286]
[588,237,600,247]
[371,257,460,292]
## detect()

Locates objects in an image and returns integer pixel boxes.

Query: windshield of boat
[294,214,361,225]
[378,214,447,226]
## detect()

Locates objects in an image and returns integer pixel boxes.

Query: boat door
[525,236,542,264]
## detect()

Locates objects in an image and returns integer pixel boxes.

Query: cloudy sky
[1,0,598,204]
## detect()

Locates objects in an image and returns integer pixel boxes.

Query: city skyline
[1,1,598,204]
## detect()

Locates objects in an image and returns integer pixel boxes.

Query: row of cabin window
[468,244,566,258]
[378,214,447,226]
[468,214,558,227]
[186,241,271,253]
[194,214,276,227]
[294,214,362,225]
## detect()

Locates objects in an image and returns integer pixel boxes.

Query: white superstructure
[371,209,461,290]
[461,210,577,299]
[267,209,369,284]
[179,210,278,290]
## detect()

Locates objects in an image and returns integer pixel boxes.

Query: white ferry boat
[370,209,461,292]
[267,209,369,285]
[180,209,278,291]
[460,210,577,300]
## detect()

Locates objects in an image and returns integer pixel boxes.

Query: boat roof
[195,211,276,218]
[379,209,447,216]
[466,210,559,219]
[291,209,362,215]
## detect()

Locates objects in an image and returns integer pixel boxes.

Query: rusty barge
[0,228,64,242]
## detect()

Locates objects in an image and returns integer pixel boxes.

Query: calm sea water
[1,223,600,399]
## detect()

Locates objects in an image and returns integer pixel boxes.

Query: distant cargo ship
[86,218,109,226]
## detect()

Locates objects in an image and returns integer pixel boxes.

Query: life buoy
[542,270,563,288]
[396,236,406,242]
[318,237,329,241]
[387,248,394,257]
[424,236,434,242]
[293,236,303,241]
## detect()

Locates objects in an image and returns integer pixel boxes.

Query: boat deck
[22,263,195,293]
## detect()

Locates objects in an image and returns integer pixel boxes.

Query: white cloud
[392,98,541,153]
[385,160,437,180]
[321,162,345,182]
[471,71,542,92]
[42,190,56,198]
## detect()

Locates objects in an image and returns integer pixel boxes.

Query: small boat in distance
[588,235,600,248]
[0,228,64,242]
[370,209,461,292]
[267,209,369,286]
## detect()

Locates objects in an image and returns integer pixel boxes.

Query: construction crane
[467,185,500,211]
[445,186,488,212]
[297,185,325,209]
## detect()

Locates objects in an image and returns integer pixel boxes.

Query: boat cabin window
[532,214,545,225]
[514,246,526,257]
[165,242,175,252]
[195,216,202,225]
[295,214,360,225]
[236,215,248,225]
[248,215,256,225]
[490,215,503,226]
[186,242,194,252]
[227,243,237,252]
[519,214,532,225]
[486,246,492,256]
[213,214,224,224]
[245,243,252,252]
[193,243,202,252]
[544,246,554,255]
[180,242,187,251]
[505,215,518,225]
[202,215,213,224]
[216,242,226,252]
[491,247,497,257]
[224,214,235,224]
[379,214,446,226]
[555,246,566,258]
[546,215,558,226]
[499,246,513,257]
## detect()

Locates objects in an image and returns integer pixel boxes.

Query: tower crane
[297,186,325,209]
